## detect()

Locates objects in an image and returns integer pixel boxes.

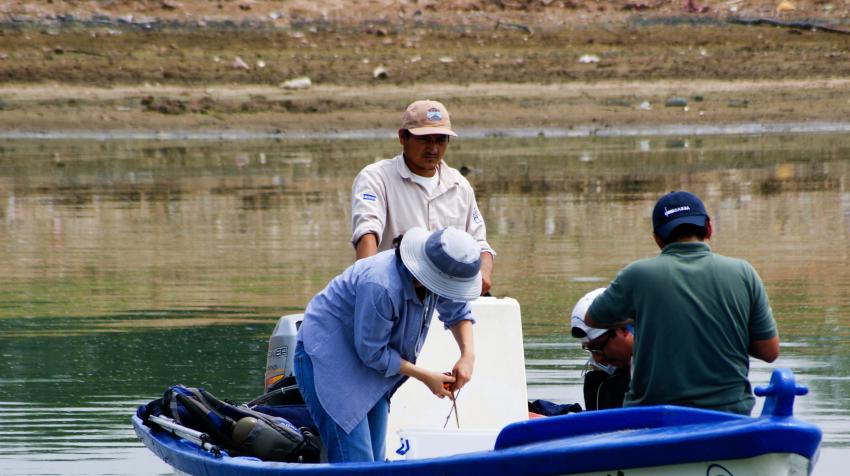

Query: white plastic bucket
[395,428,499,460]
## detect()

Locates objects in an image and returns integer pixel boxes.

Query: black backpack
[141,385,320,463]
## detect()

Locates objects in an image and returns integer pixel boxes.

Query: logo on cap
[426,108,442,121]
[664,205,691,217]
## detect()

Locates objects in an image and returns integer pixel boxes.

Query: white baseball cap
[570,288,607,343]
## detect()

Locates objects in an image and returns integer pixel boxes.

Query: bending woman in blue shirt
[294,227,482,463]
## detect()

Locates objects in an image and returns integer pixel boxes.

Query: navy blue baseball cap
[652,191,709,241]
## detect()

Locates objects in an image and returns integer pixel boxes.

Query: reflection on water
[1,134,849,475]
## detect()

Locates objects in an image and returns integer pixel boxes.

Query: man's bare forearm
[355,233,378,260]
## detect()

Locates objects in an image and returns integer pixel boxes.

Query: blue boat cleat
[755,367,810,418]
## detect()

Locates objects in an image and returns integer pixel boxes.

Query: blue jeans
[294,341,389,463]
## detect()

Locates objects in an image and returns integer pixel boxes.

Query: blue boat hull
[133,405,820,475]
[133,368,821,475]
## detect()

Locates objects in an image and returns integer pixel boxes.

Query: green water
[1,134,848,474]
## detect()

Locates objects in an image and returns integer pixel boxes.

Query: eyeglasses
[582,329,615,356]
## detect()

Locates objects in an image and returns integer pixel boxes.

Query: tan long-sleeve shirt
[351,154,494,256]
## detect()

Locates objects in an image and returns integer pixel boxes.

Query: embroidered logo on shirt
[472,209,482,224]
[664,205,690,216]
[362,192,377,202]
[426,108,442,121]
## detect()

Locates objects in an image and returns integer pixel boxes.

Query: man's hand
[479,251,494,295]
[481,273,492,296]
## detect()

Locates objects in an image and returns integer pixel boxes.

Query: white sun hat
[399,227,482,301]
[570,288,608,343]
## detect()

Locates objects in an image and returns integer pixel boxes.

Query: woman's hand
[400,360,454,398]
[448,320,475,391]
[450,354,475,391]
[422,369,455,398]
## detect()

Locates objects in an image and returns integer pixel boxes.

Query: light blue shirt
[298,250,474,433]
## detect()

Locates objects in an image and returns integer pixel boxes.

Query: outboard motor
[264,314,304,392]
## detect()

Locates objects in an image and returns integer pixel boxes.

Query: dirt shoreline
[3,79,849,137]
[2,1,849,135]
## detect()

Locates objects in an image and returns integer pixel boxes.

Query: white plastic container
[395,428,499,460]
[387,297,528,460]
[264,314,303,392]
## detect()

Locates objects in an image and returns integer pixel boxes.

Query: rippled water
[1,134,848,475]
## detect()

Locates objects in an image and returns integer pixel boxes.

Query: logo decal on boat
[706,463,734,476]
[362,192,377,202]
[395,438,410,455]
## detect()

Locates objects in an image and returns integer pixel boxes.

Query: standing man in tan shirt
[351,100,495,294]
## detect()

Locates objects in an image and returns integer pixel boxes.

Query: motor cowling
[264,314,304,392]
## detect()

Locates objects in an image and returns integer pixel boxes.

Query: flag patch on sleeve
[472,209,483,224]
[362,192,377,202]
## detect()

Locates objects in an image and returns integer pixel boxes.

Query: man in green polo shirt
[585,191,780,415]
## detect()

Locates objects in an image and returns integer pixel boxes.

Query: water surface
[1,134,848,474]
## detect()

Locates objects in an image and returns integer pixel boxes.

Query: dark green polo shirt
[588,242,777,415]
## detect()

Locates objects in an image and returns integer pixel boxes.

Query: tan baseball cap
[400,100,458,137]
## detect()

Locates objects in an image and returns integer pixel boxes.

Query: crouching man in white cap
[570,288,633,411]
[528,288,633,417]
[294,227,481,463]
